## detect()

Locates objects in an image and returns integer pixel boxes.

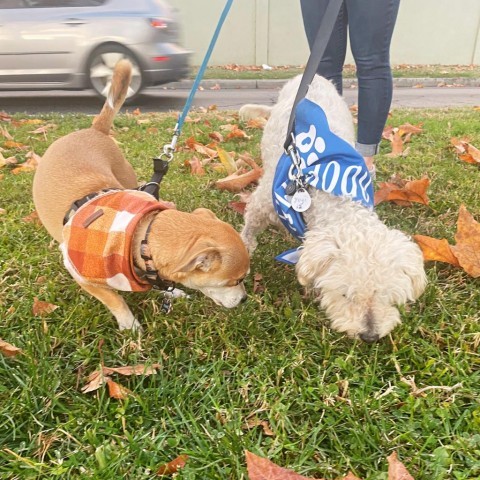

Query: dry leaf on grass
[224,124,250,140]
[387,452,414,480]
[245,451,321,480]
[451,204,480,277]
[156,454,189,476]
[382,123,423,157]
[375,177,430,207]
[245,450,415,480]
[209,131,224,142]
[3,140,27,150]
[33,297,58,317]
[82,363,161,397]
[228,201,247,215]
[11,151,41,175]
[246,117,267,129]
[450,137,480,165]
[414,205,480,277]
[22,210,42,225]
[253,273,264,294]
[217,146,237,174]
[215,168,263,192]
[244,416,274,436]
[185,136,218,158]
[0,127,13,140]
[106,379,132,400]
[0,339,22,357]
[184,156,205,176]
[412,235,460,267]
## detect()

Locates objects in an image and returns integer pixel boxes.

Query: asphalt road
[0,84,479,115]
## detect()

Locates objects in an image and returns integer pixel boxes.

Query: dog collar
[137,218,176,292]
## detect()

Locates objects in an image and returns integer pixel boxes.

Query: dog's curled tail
[239,104,272,121]
[92,59,132,134]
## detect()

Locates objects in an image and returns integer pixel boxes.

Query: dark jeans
[300,0,400,156]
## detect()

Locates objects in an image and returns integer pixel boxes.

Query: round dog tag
[285,180,297,196]
[291,188,311,212]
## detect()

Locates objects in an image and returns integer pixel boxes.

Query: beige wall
[169,0,480,66]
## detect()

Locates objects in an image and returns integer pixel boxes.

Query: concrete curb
[167,77,480,90]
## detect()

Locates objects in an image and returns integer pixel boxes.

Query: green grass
[1,106,480,479]
[199,64,480,80]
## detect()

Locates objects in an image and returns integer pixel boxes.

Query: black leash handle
[283,0,344,152]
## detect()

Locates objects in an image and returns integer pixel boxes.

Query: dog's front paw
[164,288,190,299]
[116,313,142,333]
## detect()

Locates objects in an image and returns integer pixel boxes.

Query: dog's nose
[240,294,248,304]
[359,332,380,343]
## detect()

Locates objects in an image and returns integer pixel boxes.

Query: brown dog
[32,60,250,331]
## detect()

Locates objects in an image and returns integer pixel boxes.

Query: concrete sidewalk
[166,77,480,109]
[170,77,480,90]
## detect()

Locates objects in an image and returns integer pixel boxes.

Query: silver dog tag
[291,188,311,212]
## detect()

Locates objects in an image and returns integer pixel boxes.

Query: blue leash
[140,0,234,200]
[164,0,234,156]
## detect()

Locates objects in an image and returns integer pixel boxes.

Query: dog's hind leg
[79,283,141,332]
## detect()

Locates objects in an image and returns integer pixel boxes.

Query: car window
[24,0,106,7]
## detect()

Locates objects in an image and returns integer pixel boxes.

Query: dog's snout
[359,332,380,343]
[240,293,248,304]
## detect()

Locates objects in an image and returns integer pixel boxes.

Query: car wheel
[88,45,143,102]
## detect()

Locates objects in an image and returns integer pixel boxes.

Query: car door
[0,0,89,87]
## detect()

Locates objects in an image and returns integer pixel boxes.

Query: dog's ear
[175,247,221,273]
[192,208,219,220]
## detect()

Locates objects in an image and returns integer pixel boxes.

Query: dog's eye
[233,277,245,286]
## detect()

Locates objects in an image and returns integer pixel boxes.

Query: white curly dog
[240,75,427,342]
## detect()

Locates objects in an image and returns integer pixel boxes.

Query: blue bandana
[272,98,374,264]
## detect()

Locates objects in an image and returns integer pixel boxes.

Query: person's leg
[346,0,400,168]
[300,0,348,94]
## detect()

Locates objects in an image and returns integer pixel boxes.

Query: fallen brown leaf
[215,168,263,192]
[82,363,161,393]
[387,452,414,480]
[451,205,480,277]
[412,235,459,266]
[225,125,250,140]
[185,136,218,158]
[0,127,13,140]
[209,131,224,142]
[244,416,274,436]
[253,273,264,294]
[245,451,322,480]
[106,379,132,399]
[81,370,108,393]
[375,178,430,207]
[228,201,247,215]
[102,364,161,376]
[450,137,480,165]
[32,297,58,317]
[0,339,22,357]
[247,117,267,129]
[22,210,42,225]
[185,156,205,176]
[156,454,189,476]
[343,474,362,480]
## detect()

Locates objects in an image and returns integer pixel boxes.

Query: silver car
[0,0,191,101]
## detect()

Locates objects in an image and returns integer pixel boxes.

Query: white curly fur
[241,75,427,342]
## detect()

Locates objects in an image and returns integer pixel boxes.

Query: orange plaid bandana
[61,190,171,292]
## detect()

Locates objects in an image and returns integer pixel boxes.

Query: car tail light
[152,56,170,62]
[149,18,169,29]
